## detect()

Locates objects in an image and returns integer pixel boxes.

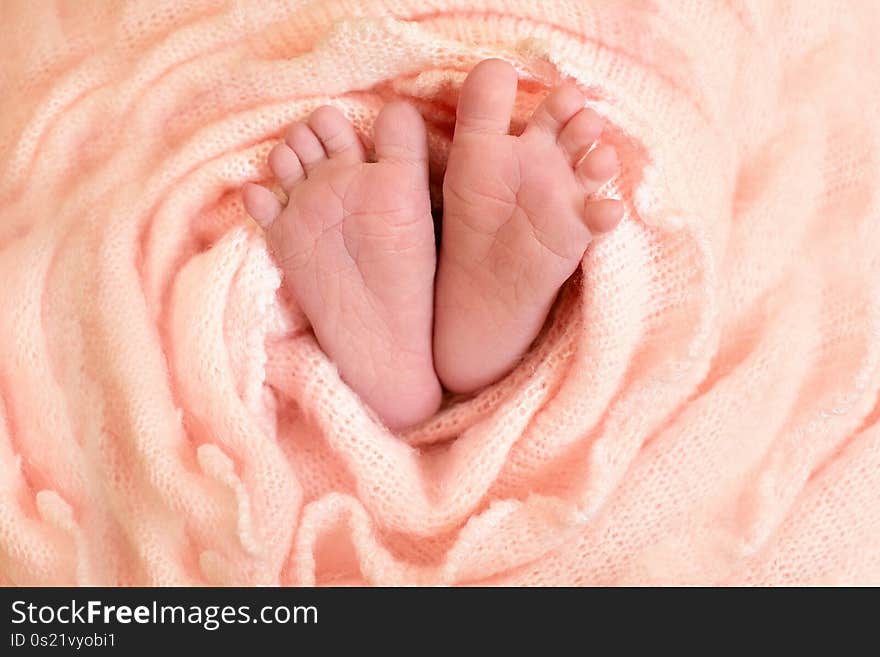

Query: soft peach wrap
[1,0,879,586]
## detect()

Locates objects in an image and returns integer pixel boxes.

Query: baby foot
[243,104,441,429]
[434,59,623,393]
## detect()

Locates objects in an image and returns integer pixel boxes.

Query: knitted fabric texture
[1,0,879,585]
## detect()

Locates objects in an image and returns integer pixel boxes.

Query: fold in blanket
[0,0,878,585]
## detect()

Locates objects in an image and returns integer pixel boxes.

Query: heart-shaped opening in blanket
[245,64,641,443]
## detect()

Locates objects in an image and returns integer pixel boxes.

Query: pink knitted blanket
[2,1,879,586]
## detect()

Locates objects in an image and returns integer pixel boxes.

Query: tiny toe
[527,82,586,137]
[454,58,518,137]
[268,143,305,192]
[308,105,364,163]
[374,101,429,166]
[575,144,619,193]
[584,198,624,234]
[242,182,283,229]
[284,122,326,171]
[557,108,604,166]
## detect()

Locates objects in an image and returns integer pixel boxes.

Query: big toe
[454,58,518,137]
[373,101,429,167]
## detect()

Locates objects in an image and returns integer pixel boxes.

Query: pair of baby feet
[243,59,622,429]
